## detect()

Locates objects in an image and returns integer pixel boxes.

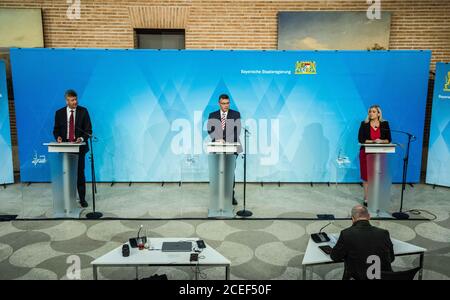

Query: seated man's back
[330,205,394,280]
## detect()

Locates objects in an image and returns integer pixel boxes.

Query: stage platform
[0,183,448,220]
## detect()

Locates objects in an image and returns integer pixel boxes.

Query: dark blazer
[207,109,242,153]
[358,120,391,144]
[53,105,92,153]
[330,220,395,280]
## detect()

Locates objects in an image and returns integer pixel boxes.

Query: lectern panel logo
[295,61,317,75]
[32,151,47,166]
[444,71,450,92]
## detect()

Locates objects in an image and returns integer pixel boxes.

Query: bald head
[351,205,370,221]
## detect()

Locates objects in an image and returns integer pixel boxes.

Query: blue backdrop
[0,60,14,184]
[426,62,450,187]
[10,48,430,183]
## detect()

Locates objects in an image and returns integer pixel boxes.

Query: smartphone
[319,245,333,255]
[190,253,199,262]
[196,240,206,249]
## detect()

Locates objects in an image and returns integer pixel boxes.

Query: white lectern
[207,142,240,218]
[362,143,396,218]
[44,142,85,218]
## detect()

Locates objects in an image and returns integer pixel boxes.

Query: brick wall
[1,0,448,64]
[1,0,449,181]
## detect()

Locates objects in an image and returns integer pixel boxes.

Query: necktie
[221,113,226,130]
[69,110,75,142]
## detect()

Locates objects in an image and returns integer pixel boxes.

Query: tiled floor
[0,183,449,280]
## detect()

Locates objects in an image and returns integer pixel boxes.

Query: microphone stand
[85,133,102,219]
[76,127,102,219]
[237,128,252,217]
[391,130,416,220]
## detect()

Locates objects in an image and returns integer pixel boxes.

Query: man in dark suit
[330,205,395,280]
[53,89,92,208]
[207,94,242,205]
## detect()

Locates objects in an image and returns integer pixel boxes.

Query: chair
[381,267,421,280]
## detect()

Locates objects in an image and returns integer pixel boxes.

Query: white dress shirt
[221,110,228,120]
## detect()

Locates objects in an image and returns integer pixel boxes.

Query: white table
[91,238,231,280]
[301,234,426,280]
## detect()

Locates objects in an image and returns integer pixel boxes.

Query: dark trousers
[77,151,86,202]
[232,154,237,201]
[233,178,236,200]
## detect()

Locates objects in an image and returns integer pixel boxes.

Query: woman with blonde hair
[358,105,391,206]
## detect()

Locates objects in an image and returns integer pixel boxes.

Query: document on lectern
[359,143,397,147]
[206,142,241,153]
[44,142,86,146]
[360,143,396,153]
[43,142,86,153]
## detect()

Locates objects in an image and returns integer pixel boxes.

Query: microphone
[391,129,416,140]
[137,224,143,240]
[76,126,98,141]
[129,224,147,248]
[319,222,331,233]
[374,125,416,140]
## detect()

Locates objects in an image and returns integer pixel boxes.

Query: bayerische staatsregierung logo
[295,61,317,75]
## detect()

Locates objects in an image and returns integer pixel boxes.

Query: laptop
[161,241,193,252]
